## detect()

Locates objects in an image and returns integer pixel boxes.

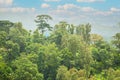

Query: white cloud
[81,7,95,12]
[58,4,78,10]
[49,4,96,20]
[51,9,75,17]
[95,7,120,16]
[77,0,104,2]
[50,4,120,20]
[95,11,112,16]
[41,3,50,8]
[0,7,35,13]
[0,0,13,6]
[57,4,95,12]
[44,0,60,2]
[110,7,120,12]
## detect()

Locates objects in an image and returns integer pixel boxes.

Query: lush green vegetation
[0,15,120,80]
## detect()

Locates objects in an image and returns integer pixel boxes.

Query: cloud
[44,0,60,2]
[41,3,50,8]
[0,0,13,6]
[57,4,95,12]
[51,9,75,17]
[95,11,112,16]
[110,7,120,12]
[56,4,120,16]
[49,4,96,19]
[95,7,120,16]
[77,0,104,2]
[0,7,35,13]
[81,7,95,12]
[49,3,120,21]
[58,4,78,10]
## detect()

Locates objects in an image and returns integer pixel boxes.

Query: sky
[0,0,120,40]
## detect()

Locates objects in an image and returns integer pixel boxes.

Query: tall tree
[50,21,69,47]
[32,29,45,44]
[112,33,120,68]
[68,24,75,34]
[76,23,91,44]
[35,14,52,34]
[62,34,82,54]
[54,21,69,31]
[36,43,61,80]
[82,44,93,80]
[112,33,120,52]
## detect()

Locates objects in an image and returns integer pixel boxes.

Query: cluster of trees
[0,14,120,80]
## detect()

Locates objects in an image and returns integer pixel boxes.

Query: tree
[60,48,74,68]
[106,68,120,80]
[37,43,61,80]
[25,43,42,54]
[82,44,93,80]
[91,41,114,73]
[50,21,69,47]
[69,68,78,80]
[76,23,91,44]
[35,14,52,34]
[0,20,14,33]
[68,24,75,34]
[62,34,82,54]
[112,33,120,52]
[0,56,14,80]
[54,21,69,32]
[51,22,76,48]
[107,68,115,80]
[61,34,93,80]
[56,66,86,80]
[90,34,103,44]
[61,34,86,69]
[12,54,43,80]
[32,29,45,44]
[0,31,7,47]
[56,66,68,80]
[1,17,120,80]
[4,41,20,63]
[112,33,120,68]
[8,22,28,52]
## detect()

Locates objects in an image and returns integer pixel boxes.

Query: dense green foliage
[0,15,120,80]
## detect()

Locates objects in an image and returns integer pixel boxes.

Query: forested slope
[0,15,120,80]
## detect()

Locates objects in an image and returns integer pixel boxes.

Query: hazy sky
[0,0,120,39]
